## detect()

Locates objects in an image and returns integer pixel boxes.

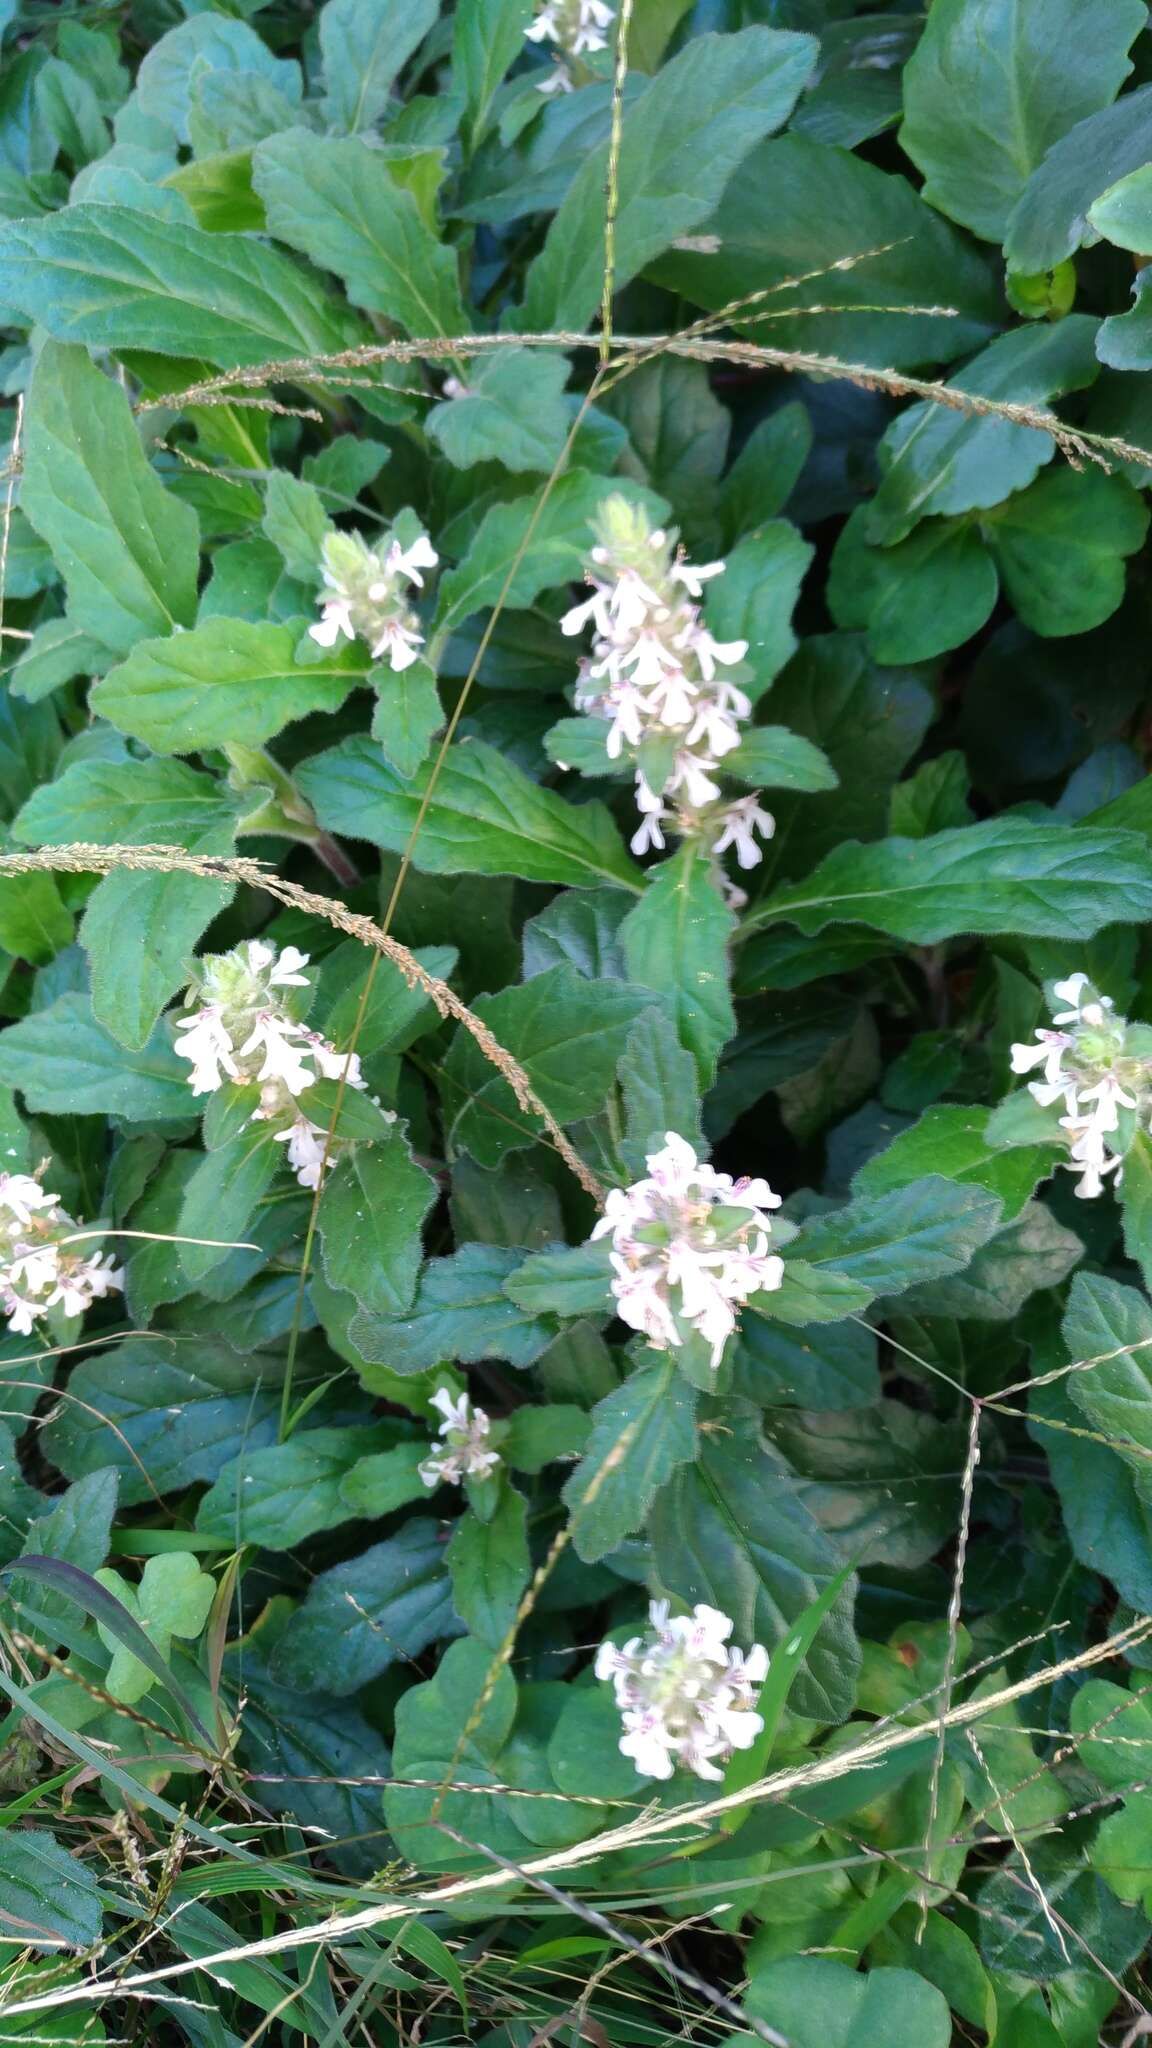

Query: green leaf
[1031,1370,1152,1613]
[441,964,654,1165]
[299,735,640,888]
[339,1440,429,1518]
[1005,82,1152,273]
[789,1177,1004,1300]
[0,205,361,367]
[453,0,533,150]
[726,726,838,795]
[348,1243,559,1377]
[16,757,241,1051]
[21,342,198,660]
[899,0,1144,242]
[0,870,73,966]
[315,938,457,1056]
[92,618,364,754]
[253,130,466,341]
[520,28,818,331]
[617,1003,703,1175]
[748,818,1152,943]
[177,1122,281,1286]
[432,471,668,640]
[1063,1271,1152,1479]
[853,1105,1061,1222]
[896,1199,1082,1321]
[562,1358,699,1563]
[703,523,813,698]
[719,402,813,549]
[94,1552,214,1704]
[446,1485,530,1647]
[1121,1129,1152,1295]
[318,1127,437,1316]
[197,1425,389,1547]
[134,15,300,143]
[651,133,1000,371]
[742,1958,950,2048]
[269,1520,458,1695]
[734,1311,880,1411]
[0,1830,104,1953]
[370,656,442,780]
[0,991,191,1119]
[600,357,729,540]
[1088,160,1152,252]
[768,1402,973,1569]
[649,1427,860,1721]
[503,1240,614,1319]
[319,0,439,133]
[41,1338,294,1505]
[827,511,999,666]
[427,349,571,472]
[501,1404,590,1473]
[864,318,1102,546]
[986,466,1149,635]
[261,471,328,583]
[621,844,734,1086]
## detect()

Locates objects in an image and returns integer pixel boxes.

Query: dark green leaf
[92,618,364,754]
[620,843,734,1086]
[318,1126,436,1316]
[0,991,191,1118]
[269,1520,459,1695]
[350,1243,559,1376]
[563,1358,698,1563]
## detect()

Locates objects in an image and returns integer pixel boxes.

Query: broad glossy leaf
[197,1425,390,1547]
[453,0,533,150]
[42,1338,296,1504]
[269,1520,459,1695]
[652,134,1000,370]
[135,14,300,142]
[744,1958,949,2048]
[897,1199,1082,1321]
[0,991,190,1118]
[319,0,439,133]
[986,466,1148,635]
[427,348,571,472]
[0,205,361,366]
[177,1122,281,1285]
[1005,83,1152,273]
[92,618,364,753]
[617,1004,702,1175]
[727,727,838,795]
[21,342,198,659]
[447,1486,529,1647]
[827,512,999,666]
[520,27,817,331]
[348,1243,559,1377]
[649,1427,860,1721]
[432,471,667,641]
[768,1402,972,1570]
[789,1177,1003,1298]
[563,1357,699,1562]
[0,1831,104,1953]
[899,0,1143,241]
[749,818,1152,943]
[864,318,1102,546]
[704,522,813,699]
[253,130,466,340]
[1064,1272,1152,1479]
[853,1105,1060,1221]
[620,843,734,1086]
[734,1312,880,1411]
[441,964,653,1165]
[299,735,641,887]
[318,1127,436,1316]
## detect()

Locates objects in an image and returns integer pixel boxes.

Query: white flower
[710,795,775,871]
[308,598,356,649]
[267,945,311,988]
[304,1034,365,1091]
[370,617,424,671]
[1010,973,1143,1198]
[597,1599,768,1782]
[591,1132,783,1370]
[380,534,439,590]
[0,1173,122,1336]
[238,1012,316,1098]
[272,1116,329,1191]
[418,1387,501,1488]
[0,1173,59,1228]
[173,1006,239,1097]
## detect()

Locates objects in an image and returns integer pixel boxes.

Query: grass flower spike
[596,1600,769,1780]
[591,1132,784,1369]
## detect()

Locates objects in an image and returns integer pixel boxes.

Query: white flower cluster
[174,940,367,1190]
[308,528,437,672]
[0,1172,122,1337]
[418,1387,501,1489]
[595,1599,769,1781]
[591,1132,783,1370]
[562,497,772,893]
[1010,972,1148,1198]
[525,0,614,92]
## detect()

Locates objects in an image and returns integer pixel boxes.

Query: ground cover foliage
[9,0,1152,2042]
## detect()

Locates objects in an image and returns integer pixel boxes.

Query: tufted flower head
[0,1171,122,1338]
[418,1387,502,1489]
[308,525,437,673]
[1010,973,1148,1198]
[596,1599,769,1781]
[590,1132,783,1370]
